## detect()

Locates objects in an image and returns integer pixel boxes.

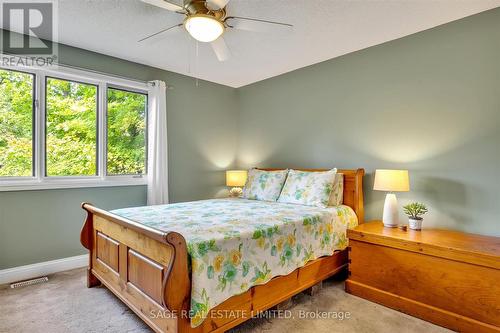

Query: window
[46,78,98,176]
[0,61,150,191]
[0,69,35,177]
[107,88,147,176]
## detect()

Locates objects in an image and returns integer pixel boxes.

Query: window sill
[0,177,147,192]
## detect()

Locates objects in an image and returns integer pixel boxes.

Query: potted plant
[403,202,428,230]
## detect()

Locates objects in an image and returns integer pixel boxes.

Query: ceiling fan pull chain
[195,40,199,87]
[187,35,191,75]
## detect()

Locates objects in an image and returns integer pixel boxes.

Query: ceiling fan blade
[211,37,231,62]
[206,0,231,10]
[141,0,184,12]
[225,16,293,33]
[138,23,183,43]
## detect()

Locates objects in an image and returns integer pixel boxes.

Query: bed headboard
[258,168,365,224]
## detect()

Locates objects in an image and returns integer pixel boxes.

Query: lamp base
[229,187,243,197]
[382,193,399,228]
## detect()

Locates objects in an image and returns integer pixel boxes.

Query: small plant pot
[409,218,423,230]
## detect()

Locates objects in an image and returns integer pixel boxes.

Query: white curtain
[147,80,169,205]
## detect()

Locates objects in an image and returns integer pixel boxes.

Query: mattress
[112,198,358,327]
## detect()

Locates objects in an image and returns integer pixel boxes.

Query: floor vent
[10,276,49,289]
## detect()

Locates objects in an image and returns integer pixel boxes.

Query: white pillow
[242,169,289,202]
[328,173,344,206]
[278,169,337,208]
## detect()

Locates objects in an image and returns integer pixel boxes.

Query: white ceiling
[6,0,500,87]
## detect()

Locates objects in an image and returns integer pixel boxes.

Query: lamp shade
[373,169,410,192]
[226,170,248,187]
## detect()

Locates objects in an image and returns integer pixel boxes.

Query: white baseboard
[0,254,89,285]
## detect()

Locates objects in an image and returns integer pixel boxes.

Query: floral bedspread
[111,198,358,327]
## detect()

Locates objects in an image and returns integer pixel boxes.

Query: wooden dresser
[345,221,500,333]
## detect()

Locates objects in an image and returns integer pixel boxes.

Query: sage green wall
[0,187,146,269]
[236,8,500,236]
[0,37,238,269]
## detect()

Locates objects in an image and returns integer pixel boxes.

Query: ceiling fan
[139,0,293,61]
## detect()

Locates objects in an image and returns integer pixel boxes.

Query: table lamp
[226,170,248,197]
[374,169,410,227]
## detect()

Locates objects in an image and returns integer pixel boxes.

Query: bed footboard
[80,203,191,333]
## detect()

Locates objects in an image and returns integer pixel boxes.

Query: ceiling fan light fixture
[184,15,225,43]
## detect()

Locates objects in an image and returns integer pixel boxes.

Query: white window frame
[0,60,150,191]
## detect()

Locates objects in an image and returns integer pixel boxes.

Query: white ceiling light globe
[185,15,225,43]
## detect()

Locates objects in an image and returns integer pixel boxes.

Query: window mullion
[35,71,47,181]
[98,82,107,180]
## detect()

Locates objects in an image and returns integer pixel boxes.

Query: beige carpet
[0,268,451,333]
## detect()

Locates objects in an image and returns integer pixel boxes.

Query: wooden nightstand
[345,221,500,333]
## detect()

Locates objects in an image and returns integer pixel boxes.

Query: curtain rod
[56,63,174,89]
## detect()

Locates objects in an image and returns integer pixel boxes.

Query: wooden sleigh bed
[80,168,365,333]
